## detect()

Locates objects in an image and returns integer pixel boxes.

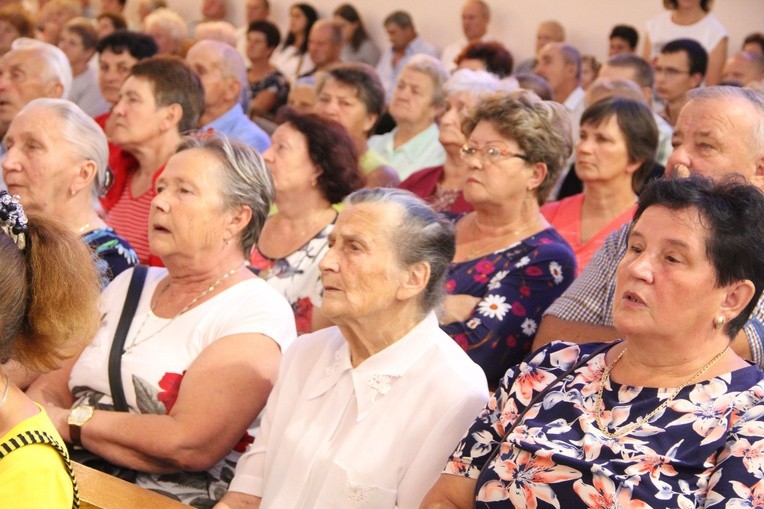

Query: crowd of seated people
[0,1,763,508]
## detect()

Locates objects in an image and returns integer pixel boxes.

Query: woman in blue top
[424,175,764,508]
[439,90,576,387]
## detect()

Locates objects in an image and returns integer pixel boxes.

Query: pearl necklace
[124,263,244,353]
[594,344,729,438]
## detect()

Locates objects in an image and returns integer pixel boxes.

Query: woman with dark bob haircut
[455,41,514,78]
[424,174,764,508]
[246,20,290,118]
[542,97,658,272]
[250,111,363,334]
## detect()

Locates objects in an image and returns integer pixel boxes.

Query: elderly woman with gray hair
[400,68,503,215]
[217,188,488,509]
[440,90,577,387]
[28,135,297,507]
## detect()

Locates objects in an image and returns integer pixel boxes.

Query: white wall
[126,0,763,64]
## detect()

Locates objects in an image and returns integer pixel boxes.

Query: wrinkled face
[461,1,488,41]
[608,36,633,57]
[534,44,572,91]
[98,48,138,104]
[654,51,701,103]
[576,115,639,185]
[316,78,374,139]
[261,122,319,196]
[2,107,84,214]
[389,68,437,126]
[0,49,60,124]
[461,121,537,207]
[613,205,728,341]
[289,7,308,35]
[0,20,20,56]
[110,75,168,147]
[385,23,413,52]
[246,0,269,23]
[150,148,231,257]
[186,45,230,111]
[439,91,475,148]
[58,28,92,68]
[307,24,340,68]
[666,98,762,180]
[319,202,409,322]
[246,30,272,61]
[721,54,764,86]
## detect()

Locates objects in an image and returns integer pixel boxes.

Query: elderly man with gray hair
[0,37,72,189]
[186,39,270,152]
[369,54,448,180]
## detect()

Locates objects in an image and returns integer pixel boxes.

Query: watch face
[69,405,94,425]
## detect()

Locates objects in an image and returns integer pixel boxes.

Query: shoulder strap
[108,265,148,412]
[0,430,80,509]
[474,341,618,500]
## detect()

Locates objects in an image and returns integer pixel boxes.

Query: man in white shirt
[440,0,491,72]
[375,10,438,103]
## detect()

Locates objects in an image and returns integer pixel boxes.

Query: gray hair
[444,68,501,97]
[345,188,455,313]
[20,98,108,203]
[176,135,273,256]
[402,54,449,107]
[10,38,72,99]
[143,8,188,44]
[606,53,654,89]
[193,20,238,47]
[687,86,764,158]
[384,10,413,29]
[558,43,582,81]
[189,39,250,108]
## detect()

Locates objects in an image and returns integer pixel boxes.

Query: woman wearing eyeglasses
[439,90,577,387]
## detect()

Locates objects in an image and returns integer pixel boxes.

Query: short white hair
[10,38,72,99]
[444,68,501,97]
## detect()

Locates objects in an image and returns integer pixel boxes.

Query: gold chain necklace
[594,344,729,438]
[124,263,244,353]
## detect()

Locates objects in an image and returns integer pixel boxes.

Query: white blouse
[228,313,489,508]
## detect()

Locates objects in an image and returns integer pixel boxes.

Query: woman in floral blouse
[439,91,576,386]
[250,111,363,334]
[423,175,764,508]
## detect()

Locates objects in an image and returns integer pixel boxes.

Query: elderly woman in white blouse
[216,188,488,509]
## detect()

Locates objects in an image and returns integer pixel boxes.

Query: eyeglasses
[654,66,691,78]
[460,144,529,165]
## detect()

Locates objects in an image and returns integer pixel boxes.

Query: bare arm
[249,90,279,118]
[704,37,729,86]
[32,333,280,473]
[642,34,653,63]
[214,492,262,509]
[419,474,476,509]
[439,295,481,325]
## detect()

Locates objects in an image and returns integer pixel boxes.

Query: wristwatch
[68,405,94,447]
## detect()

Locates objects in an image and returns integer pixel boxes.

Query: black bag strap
[0,429,81,509]
[108,265,148,412]
[473,341,618,504]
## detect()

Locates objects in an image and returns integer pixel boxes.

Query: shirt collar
[307,313,439,421]
[202,103,244,133]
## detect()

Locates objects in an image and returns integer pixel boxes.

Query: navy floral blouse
[442,228,576,386]
[445,341,764,508]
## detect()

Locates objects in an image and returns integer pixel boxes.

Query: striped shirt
[105,174,155,265]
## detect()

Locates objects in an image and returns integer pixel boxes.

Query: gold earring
[714,316,725,329]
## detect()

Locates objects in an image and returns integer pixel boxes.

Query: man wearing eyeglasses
[655,38,708,126]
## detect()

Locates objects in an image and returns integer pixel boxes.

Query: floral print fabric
[442,229,576,386]
[250,221,334,334]
[445,341,764,508]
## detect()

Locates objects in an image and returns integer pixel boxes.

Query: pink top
[541,193,636,273]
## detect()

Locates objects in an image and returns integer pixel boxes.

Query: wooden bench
[73,462,189,509]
